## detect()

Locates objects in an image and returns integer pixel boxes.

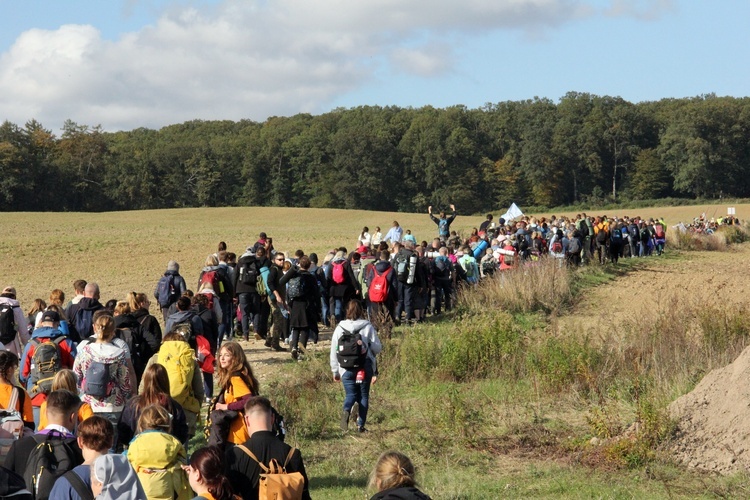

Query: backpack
[239,259,259,286]
[551,240,563,253]
[578,221,589,238]
[433,256,450,278]
[394,252,410,283]
[157,341,199,413]
[331,261,346,285]
[502,247,515,266]
[610,227,623,242]
[459,256,476,278]
[172,321,195,343]
[236,446,304,500]
[368,267,392,303]
[200,270,224,295]
[286,275,306,301]
[23,434,79,500]
[336,326,367,369]
[72,308,94,340]
[314,267,327,295]
[84,360,113,399]
[0,304,17,345]
[0,387,27,460]
[567,238,581,254]
[257,266,272,297]
[156,275,178,308]
[29,337,65,398]
[596,228,607,243]
[195,335,215,374]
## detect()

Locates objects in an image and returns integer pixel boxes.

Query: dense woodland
[1,92,749,213]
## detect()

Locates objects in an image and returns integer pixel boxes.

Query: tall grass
[667,224,750,251]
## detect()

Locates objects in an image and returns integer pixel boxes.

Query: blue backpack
[156,274,178,308]
[84,359,112,398]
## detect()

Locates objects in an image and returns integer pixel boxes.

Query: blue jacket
[48,463,91,500]
[165,310,204,336]
[383,226,403,243]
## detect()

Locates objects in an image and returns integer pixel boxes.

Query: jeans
[238,293,255,337]
[332,297,344,322]
[341,367,372,427]
[203,371,213,400]
[433,279,452,314]
[321,294,330,327]
[238,292,269,339]
[218,301,232,339]
[394,282,414,322]
[96,411,123,453]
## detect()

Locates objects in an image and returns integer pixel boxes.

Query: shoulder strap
[53,336,66,346]
[236,444,270,473]
[8,386,19,411]
[282,447,297,468]
[138,315,148,326]
[64,470,95,500]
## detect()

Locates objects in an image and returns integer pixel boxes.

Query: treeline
[1,92,749,213]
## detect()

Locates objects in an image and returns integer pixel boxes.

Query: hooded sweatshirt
[329,319,382,376]
[94,454,148,500]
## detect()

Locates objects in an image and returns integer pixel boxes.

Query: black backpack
[578,221,589,238]
[238,258,259,286]
[336,326,367,369]
[23,434,79,500]
[72,308,94,340]
[0,304,17,345]
[286,274,306,301]
[394,252,411,283]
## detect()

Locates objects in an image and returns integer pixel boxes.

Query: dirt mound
[668,345,750,474]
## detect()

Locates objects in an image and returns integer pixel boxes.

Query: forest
[1,92,748,213]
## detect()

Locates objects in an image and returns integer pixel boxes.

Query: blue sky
[0,0,747,132]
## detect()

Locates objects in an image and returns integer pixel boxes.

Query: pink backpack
[332,261,346,285]
[0,387,27,459]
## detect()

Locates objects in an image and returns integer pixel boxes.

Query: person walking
[154,261,187,323]
[330,301,382,433]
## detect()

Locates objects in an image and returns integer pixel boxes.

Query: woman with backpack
[73,311,133,451]
[193,293,219,402]
[125,404,190,500]
[211,341,259,447]
[183,446,237,500]
[128,291,163,366]
[0,351,34,437]
[140,332,203,442]
[285,256,321,360]
[118,363,189,448]
[327,251,359,323]
[329,300,382,433]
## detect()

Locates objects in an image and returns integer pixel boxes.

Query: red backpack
[368,267,392,303]
[332,261,346,285]
[200,270,224,295]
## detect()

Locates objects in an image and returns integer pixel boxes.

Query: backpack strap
[236,444,270,474]
[64,470,95,500]
[282,447,297,468]
[8,386,19,412]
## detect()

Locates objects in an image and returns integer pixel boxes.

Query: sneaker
[254,333,263,341]
[272,345,286,352]
[357,426,367,433]
[291,348,299,360]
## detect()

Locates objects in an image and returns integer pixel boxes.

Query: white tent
[500,203,524,222]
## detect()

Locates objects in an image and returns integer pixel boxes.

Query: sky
[0,0,748,132]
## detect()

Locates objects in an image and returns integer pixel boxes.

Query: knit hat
[167,260,179,272]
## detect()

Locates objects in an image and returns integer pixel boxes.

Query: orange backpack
[236,445,304,500]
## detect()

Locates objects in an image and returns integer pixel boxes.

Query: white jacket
[330,319,382,376]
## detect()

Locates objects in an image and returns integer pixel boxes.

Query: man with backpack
[154,261,187,323]
[66,283,104,344]
[225,396,310,500]
[366,250,398,333]
[265,252,289,352]
[428,204,457,241]
[431,247,453,315]
[391,241,418,326]
[19,311,77,428]
[4,390,84,499]
[165,297,204,348]
[234,247,263,343]
[0,287,29,359]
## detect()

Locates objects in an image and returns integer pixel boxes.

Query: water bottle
[356,369,365,384]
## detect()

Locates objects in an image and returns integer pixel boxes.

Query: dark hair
[298,256,311,270]
[345,300,364,321]
[46,390,82,418]
[104,299,118,312]
[189,447,235,500]
[0,351,18,381]
[218,242,227,252]
[78,415,114,452]
[73,279,87,294]
[294,249,304,258]
[176,296,191,311]
[244,395,273,415]
[256,247,267,257]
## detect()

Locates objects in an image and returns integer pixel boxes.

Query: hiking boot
[264,340,272,347]
[272,344,286,352]
[340,410,350,431]
[291,348,299,360]
[357,426,367,433]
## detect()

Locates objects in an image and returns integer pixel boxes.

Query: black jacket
[226,431,311,500]
[65,297,104,343]
[371,486,432,500]
[234,254,260,295]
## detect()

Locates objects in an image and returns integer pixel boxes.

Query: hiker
[250,232,273,255]
[234,246,263,343]
[225,396,311,500]
[209,341,259,448]
[393,241,418,325]
[66,280,87,310]
[0,287,29,357]
[428,204,457,240]
[183,446,237,500]
[67,283,104,343]
[193,293,220,401]
[154,261,187,323]
[326,250,360,323]
[141,332,203,441]
[127,292,163,375]
[126,404,191,500]
[119,363,189,448]
[251,246,273,343]
[330,301,382,433]
[266,252,289,352]
[19,310,77,426]
[358,226,372,249]
[369,451,431,500]
[371,226,383,247]
[479,213,494,234]
[0,351,34,442]
[73,312,133,451]
[4,390,84,496]
[367,250,399,331]
[47,415,114,500]
[36,370,93,431]
[90,453,146,499]
[165,296,204,347]
[285,256,321,361]
[431,247,453,315]
[25,299,46,337]
[199,254,234,344]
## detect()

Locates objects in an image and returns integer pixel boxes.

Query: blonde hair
[369,451,417,491]
[136,404,172,434]
[205,255,219,267]
[93,311,115,342]
[52,369,78,392]
[128,291,149,311]
[113,301,131,316]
